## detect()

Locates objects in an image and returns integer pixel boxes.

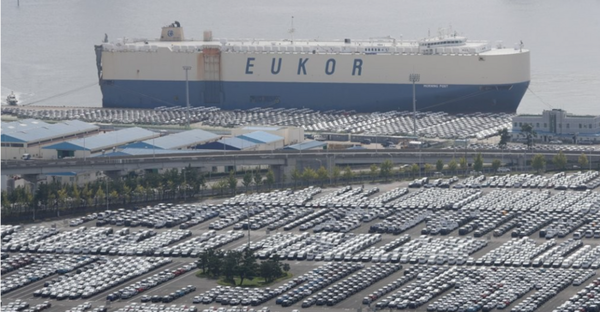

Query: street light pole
[409,73,420,138]
[105,176,109,210]
[183,66,192,129]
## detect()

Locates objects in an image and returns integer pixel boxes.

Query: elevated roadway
[2,149,597,179]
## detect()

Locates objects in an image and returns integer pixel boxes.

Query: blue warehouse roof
[238,131,283,144]
[43,127,159,152]
[197,137,258,151]
[1,119,98,144]
[284,140,327,151]
[123,129,220,150]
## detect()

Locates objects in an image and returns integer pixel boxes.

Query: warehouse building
[197,137,259,151]
[1,119,99,160]
[42,127,159,159]
[231,126,303,145]
[237,131,285,151]
[284,140,327,151]
[512,109,600,143]
[122,129,220,150]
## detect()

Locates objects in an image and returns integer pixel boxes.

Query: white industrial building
[512,109,600,143]
[232,126,303,145]
[42,127,159,159]
[1,119,99,160]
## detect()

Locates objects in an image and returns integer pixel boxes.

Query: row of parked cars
[33,257,171,301]
[1,225,58,252]
[224,187,322,207]
[275,262,364,307]
[154,231,244,258]
[2,254,97,295]
[142,285,196,303]
[556,277,600,312]
[106,263,195,302]
[302,263,402,307]
[112,303,197,312]
[0,300,50,312]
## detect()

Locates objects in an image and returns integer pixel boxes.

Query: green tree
[370,164,379,182]
[492,159,502,172]
[473,153,484,172]
[197,249,211,273]
[291,168,301,189]
[109,190,118,204]
[95,186,105,205]
[122,185,131,204]
[238,250,258,286]
[265,169,275,189]
[410,164,420,177]
[424,163,434,175]
[242,171,253,192]
[253,169,263,190]
[379,160,393,181]
[459,157,468,175]
[448,158,458,173]
[1,190,11,212]
[71,184,80,204]
[579,153,589,169]
[436,160,444,172]
[553,151,568,170]
[282,263,290,273]
[521,123,537,150]
[221,251,242,284]
[332,166,341,184]
[498,128,511,149]
[302,167,317,185]
[532,154,546,173]
[228,171,238,194]
[259,259,283,283]
[316,166,329,186]
[207,249,224,278]
[57,187,68,210]
[342,166,354,181]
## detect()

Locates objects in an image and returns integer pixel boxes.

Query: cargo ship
[95,22,530,113]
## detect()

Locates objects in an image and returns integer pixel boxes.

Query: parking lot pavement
[3,173,600,311]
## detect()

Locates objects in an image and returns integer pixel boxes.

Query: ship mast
[289,16,295,44]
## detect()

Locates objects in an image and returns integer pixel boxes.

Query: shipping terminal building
[512,109,600,144]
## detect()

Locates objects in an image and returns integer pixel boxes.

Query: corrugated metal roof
[43,127,158,152]
[219,137,258,150]
[1,119,98,144]
[1,119,50,133]
[94,148,205,157]
[284,140,327,151]
[238,131,283,144]
[241,126,283,131]
[123,129,220,150]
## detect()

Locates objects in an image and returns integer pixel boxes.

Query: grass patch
[216,272,293,288]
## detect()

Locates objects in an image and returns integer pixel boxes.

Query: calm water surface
[2,0,599,115]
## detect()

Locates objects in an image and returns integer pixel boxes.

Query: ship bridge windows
[365,47,388,53]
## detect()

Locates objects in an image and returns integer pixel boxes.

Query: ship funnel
[160,21,184,41]
[203,30,213,42]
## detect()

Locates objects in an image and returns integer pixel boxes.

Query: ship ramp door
[203,47,222,104]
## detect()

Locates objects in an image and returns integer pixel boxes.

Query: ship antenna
[289,16,295,44]
[520,40,523,52]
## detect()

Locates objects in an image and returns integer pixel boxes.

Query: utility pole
[409,73,420,137]
[183,66,192,129]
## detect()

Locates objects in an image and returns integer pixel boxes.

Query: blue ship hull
[100,80,529,113]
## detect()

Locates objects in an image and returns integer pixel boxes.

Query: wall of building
[232,127,304,146]
[512,109,600,143]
